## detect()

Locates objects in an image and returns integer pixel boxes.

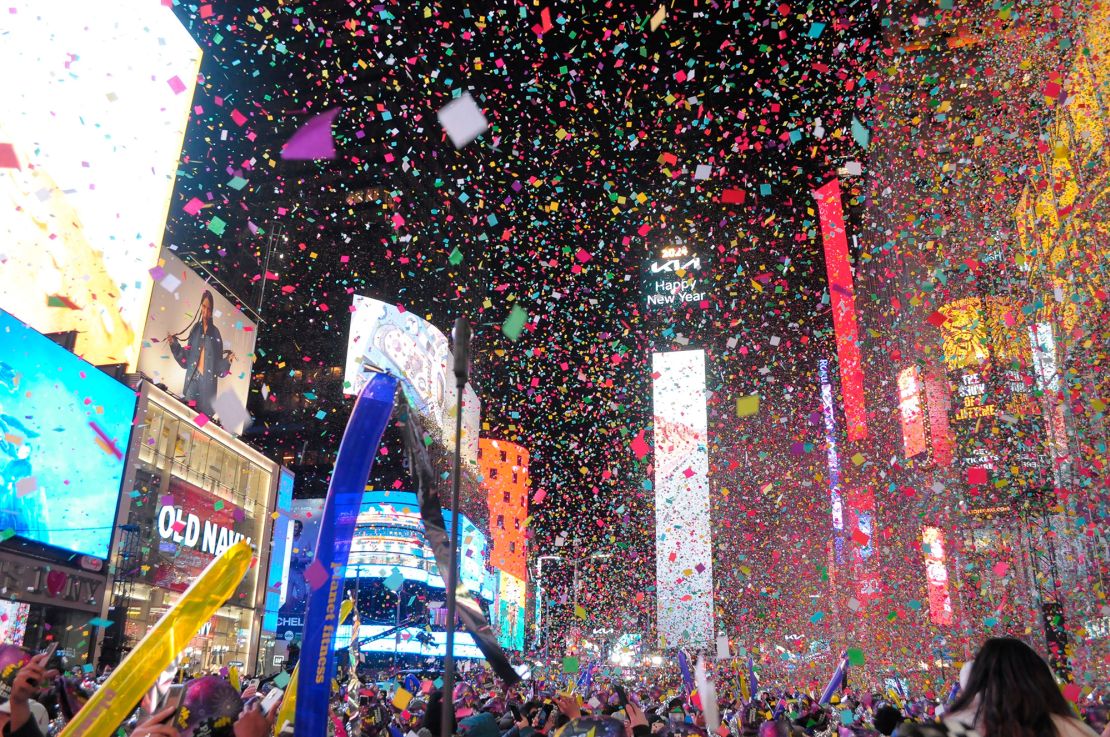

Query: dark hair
[873,705,904,736]
[947,638,1072,737]
[201,289,214,308]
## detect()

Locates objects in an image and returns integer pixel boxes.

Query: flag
[818,654,849,706]
[678,651,695,695]
[747,655,759,698]
[59,541,252,737]
[398,398,521,686]
[295,374,397,737]
[695,654,720,735]
[349,601,361,669]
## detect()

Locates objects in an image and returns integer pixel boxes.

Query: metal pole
[441,317,471,737]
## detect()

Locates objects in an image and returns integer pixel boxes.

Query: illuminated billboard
[345,296,480,463]
[277,498,324,643]
[348,491,496,602]
[897,367,928,458]
[818,360,845,565]
[652,350,714,647]
[922,526,954,626]
[138,250,258,434]
[480,438,529,581]
[0,1,201,368]
[0,310,137,559]
[261,468,295,634]
[496,571,526,651]
[642,246,708,309]
[813,179,867,441]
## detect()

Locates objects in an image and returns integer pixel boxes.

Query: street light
[534,552,612,662]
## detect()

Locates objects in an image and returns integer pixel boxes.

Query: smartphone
[38,642,58,661]
[159,683,187,723]
[613,685,628,708]
[509,705,522,722]
[261,686,284,715]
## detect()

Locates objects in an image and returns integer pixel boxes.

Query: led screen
[349,491,496,601]
[652,350,714,648]
[922,526,954,625]
[0,1,201,368]
[278,493,496,643]
[0,310,137,558]
[818,360,845,565]
[345,296,479,464]
[814,179,868,441]
[496,571,526,651]
[138,250,258,434]
[898,367,928,458]
[277,498,325,643]
[262,468,295,634]
[0,600,29,647]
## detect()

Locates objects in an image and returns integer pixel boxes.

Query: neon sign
[813,179,867,441]
[922,526,954,625]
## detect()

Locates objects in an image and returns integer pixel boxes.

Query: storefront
[98,383,278,674]
[0,549,108,664]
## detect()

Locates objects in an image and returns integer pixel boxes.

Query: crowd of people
[0,638,1104,737]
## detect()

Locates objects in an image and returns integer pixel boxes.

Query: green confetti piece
[502,304,527,341]
[207,216,227,235]
[847,647,864,666]
[562,656,579,674]
[448,247,463,265]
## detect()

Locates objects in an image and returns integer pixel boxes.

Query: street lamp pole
[534,552,611,664]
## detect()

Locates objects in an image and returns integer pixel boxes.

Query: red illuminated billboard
[814,179,867,441]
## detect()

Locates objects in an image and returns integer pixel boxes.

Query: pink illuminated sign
[814,179,867,441]
[922,526,954,626]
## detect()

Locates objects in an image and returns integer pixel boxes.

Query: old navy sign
[157,505,252,556]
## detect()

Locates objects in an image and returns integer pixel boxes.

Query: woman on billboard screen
[167,290,237,418]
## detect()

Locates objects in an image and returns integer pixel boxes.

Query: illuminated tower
[478,439,529,650]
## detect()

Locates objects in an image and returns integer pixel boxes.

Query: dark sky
[164,0,876,633]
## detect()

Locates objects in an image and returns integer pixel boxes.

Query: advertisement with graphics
[277,498,324,643]
[496,571,526,651]
[344,296,480,462]
[0,310,137,559]
[151,477,254,599]
[641,246,707,309]
[138,250,257,434]
[0,1,200,368]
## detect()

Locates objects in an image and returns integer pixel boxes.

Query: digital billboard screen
[344,296,480,464]
[0,310,137,558]
[652,350,714,648]
[0,1,201,368]
[138,250,258,434]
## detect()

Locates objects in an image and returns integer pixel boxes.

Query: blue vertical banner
[817,653,849,706]
[295,373,397,737]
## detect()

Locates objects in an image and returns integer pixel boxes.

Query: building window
[500,450,507,462]
[489,468,498,479]
[477,447,483,459]
[516,455,522,466]
[509,541,516,553]
[514,518,520,530]
[497,515,504,529]
[512,471,519,484]
[503,491,511,503]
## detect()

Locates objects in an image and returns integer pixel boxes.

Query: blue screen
[0,310,136,558]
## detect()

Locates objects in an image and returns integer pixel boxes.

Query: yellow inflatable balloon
[59,540,254,737]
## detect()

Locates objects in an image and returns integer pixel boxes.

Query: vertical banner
[652,350,714,649]
[813,179,867,441]
[294,373,398,737]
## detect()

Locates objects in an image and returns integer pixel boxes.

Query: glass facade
[112,387,275,674]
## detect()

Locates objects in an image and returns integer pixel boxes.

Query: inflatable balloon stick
[59,540,253,737]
